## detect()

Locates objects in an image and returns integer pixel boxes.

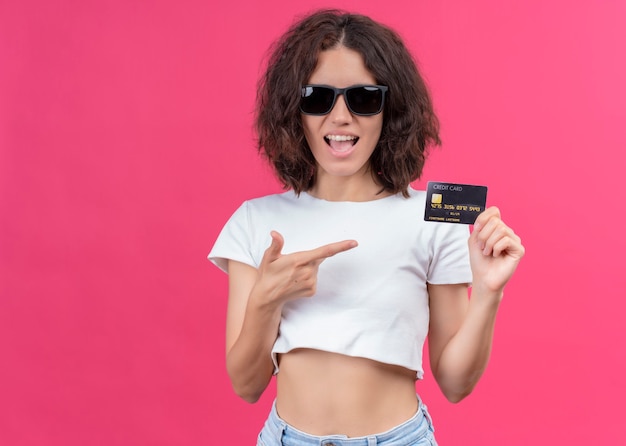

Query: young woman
[210,9,524,445]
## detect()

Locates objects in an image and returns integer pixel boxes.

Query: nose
[329,94,353,124]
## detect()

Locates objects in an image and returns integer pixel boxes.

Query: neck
[308,171,391,202]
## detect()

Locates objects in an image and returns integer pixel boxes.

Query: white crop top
[209,188,472,379]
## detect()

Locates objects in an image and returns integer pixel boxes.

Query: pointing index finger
[305,240,358,263]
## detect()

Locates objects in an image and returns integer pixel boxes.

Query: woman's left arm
[428,207,525,403]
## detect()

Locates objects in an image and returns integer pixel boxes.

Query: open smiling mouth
[324,135,359,153]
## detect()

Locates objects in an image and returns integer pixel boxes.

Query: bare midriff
[275,348,419,437]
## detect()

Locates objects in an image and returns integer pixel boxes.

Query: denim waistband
[258,396,436,446]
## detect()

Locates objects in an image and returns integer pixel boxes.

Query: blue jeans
[257,396,438,446]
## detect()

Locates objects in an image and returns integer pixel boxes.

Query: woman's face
[302,46,383,187]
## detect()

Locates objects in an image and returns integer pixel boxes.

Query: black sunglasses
[300,84,389,116]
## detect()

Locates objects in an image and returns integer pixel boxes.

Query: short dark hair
[255,9,441,196]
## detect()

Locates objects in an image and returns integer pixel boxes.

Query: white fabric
[209,188,472,379]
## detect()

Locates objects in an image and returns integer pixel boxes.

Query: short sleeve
[208,202,257,273]
[427,223,472,285]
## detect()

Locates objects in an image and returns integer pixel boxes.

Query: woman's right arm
[225,259,281,403]
[224,231,358,403]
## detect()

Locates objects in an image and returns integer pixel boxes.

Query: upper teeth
[326,135,357,141]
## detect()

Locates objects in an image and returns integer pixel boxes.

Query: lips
[324,134,359,155]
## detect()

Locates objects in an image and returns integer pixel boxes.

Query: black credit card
[424,181,488,224]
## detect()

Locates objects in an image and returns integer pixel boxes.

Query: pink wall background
[1,0,625,444]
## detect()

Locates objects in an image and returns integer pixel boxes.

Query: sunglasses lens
[346,86,384,115]
[301,86,336,114]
